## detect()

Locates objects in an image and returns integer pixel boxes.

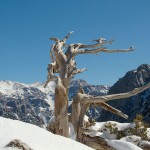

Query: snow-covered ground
[0,117,93,150]
[1,116,150,150]
[84,120,150,150]
[1,80,150,149]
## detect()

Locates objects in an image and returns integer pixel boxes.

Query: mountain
[68,79,109,118]
[0,79,109,127]
[0,80,55,127]
[69,79,109,99]
[97,64,150,123]
[1,64,150,126]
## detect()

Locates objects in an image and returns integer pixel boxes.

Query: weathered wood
[72,96,81,132]
[6,139,33,150]
[75,82,150,141]
[84,82,150,104]
[44,32,137,140]
[79,40,114,48]
[50,44,55,62]
[77,101,89,141]
[72,88,88,133]
[95,102,128,119]
[78,128,115,150]
[76,47,134,55]
[54,77,69,137]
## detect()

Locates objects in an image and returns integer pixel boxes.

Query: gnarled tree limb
[95,102,128,119]
[73,82,150,133]
[84,82,150,104]
[79,40,114,49]
[76,47,134,55]
[73,68,87,75]
[50,44,55,62]
[62,31,74,43]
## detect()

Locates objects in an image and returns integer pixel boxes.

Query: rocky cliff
[97,64,150,123]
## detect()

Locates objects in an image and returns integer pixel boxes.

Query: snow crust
[85,121,150,150]
[108,140,142,150]
[0,117,93,150]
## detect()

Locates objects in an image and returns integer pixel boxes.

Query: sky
[0,0,150,86]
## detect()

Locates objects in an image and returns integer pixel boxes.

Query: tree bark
[44,32,136,139]
[72,96,81,132]
[77,128,115,150]
[84,82,150,104]
[76,47,134,55]
[54,79,69,137]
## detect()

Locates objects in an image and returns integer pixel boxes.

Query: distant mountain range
[0,81,55,127]
[0,78,109,127]
[0,64,150,127]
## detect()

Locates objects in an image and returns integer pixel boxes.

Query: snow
[0,80,28,96]
[120,135,141,145]
[0,148,19,150]
[29,81,55,95]
[85,121,150,150]
[0,117,93,150]
[0,113,149,150]
[84,115,89,122]
[0,80,55,108]
[69,123,76,140]
[108,140,142,150]
[100,121,133,140]
[1,80,150,149]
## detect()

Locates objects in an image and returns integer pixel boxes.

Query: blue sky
[0,0,150,86]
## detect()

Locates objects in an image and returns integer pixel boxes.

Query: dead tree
[44,31,137,137]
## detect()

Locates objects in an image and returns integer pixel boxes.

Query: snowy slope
[84,120,150,150]
[0,117,93,150]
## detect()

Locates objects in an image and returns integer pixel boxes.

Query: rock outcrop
[97,64,150,123]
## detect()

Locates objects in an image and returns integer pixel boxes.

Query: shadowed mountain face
[97,64,150,123]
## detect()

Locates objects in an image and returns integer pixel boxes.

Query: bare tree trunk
[72,96,81,132]
[44,32,136,139]
[54,78,69,137]
[77,101,89,142]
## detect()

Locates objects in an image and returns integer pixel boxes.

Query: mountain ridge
[0,64,150,126]
[0,79,109,127]
[97,64,150,123]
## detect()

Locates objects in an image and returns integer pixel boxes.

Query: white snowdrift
[0,117,93,150]
[86,121,150,150]
[108,140,142,150]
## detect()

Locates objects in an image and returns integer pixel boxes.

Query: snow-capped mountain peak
[0,79,109,127]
